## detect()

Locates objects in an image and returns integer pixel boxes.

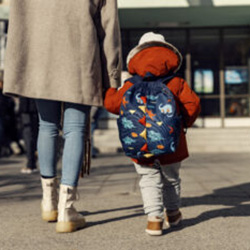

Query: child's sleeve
[177,79,201,127]
[104,81,133,115]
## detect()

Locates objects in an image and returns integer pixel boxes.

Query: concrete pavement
[0,152,250,250]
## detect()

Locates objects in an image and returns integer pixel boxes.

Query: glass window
[194,69,214,94]
[224,28,250,66]
[199,98,220,117]
[190,29,220,62]
[127,30,149,48]
[224,66,249,95]
[190,29,220,95]
[223,28,250,96]
[159,29,186,53]
[226,97,250,117]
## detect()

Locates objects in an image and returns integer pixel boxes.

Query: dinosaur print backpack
[117,74,182,159]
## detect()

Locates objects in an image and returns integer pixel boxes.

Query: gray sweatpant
[134,160,181,217]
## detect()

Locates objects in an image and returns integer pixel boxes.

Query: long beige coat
[3,0,122,106]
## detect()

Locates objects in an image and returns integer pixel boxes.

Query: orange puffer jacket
[104,46,201,165]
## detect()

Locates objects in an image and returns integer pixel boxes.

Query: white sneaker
[20,168,38,174]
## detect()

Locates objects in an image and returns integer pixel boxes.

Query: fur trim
[127,41,183,73]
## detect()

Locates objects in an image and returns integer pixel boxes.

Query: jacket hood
[127,46,182,78]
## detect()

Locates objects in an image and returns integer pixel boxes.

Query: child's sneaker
[165,210,182,228]
[145,216,163,236]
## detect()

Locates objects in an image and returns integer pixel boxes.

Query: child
[104,32,201,236]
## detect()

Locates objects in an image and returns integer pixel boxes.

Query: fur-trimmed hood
[126,32,182,77]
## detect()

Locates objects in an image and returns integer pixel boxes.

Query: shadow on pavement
[82,204,142,216]
[164,182,250,234]
[182,182,250,207]
[80,205,144,228]
[0,173,41,201]
[0,156,41,201]
[86,212,144,228]
[0,158,23,165]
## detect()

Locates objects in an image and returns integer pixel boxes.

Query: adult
[3,0,122,233]
[19,97,39,174]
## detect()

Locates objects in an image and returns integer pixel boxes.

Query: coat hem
[3,90,104,107]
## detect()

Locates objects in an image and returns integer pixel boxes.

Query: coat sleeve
[177,79,201,127]
[99,0,122,90]
[104,81,133,115]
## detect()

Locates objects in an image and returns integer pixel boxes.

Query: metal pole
[219,29,225,128]
[185,29,192,87]
[0,21,5,70]
[185,53,192,87]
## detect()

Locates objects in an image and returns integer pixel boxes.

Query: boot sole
[56,219,86,233]
[42,210,58,222]
[145,229,162,236]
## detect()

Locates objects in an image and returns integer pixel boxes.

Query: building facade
[119,0,250,128]
[120,26,250,128]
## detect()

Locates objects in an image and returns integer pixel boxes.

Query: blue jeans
[36,99,90,186]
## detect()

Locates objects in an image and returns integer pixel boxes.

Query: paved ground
[0,152,250,250]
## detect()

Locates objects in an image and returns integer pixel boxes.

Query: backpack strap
[125,74,143,85]
[125,72,175,86]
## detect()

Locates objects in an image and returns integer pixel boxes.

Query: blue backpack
[117,74,182,159]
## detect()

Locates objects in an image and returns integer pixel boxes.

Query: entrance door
[190,29,221,127]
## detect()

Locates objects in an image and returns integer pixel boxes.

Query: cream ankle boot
[56,184,86,233]
[41,177,58,222]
